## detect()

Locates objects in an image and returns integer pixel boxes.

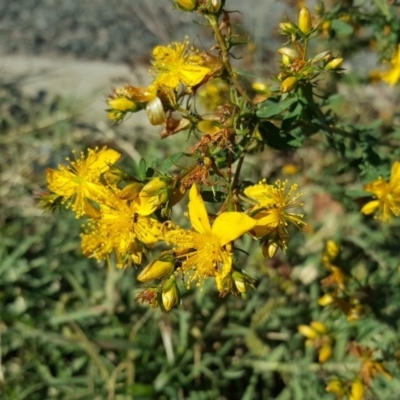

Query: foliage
[2,0,400,399]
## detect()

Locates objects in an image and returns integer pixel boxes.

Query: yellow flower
[46,147,121,217]
[164,185,256,290]
[361,161,400,221]
[81,190,162,267]
[151,39,211,89]
[244,180,305,251]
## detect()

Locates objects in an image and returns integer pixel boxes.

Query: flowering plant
[39,1,400,397]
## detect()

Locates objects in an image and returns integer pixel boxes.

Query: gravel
[0,0,291,63]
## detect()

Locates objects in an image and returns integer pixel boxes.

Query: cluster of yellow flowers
[44,146,305,310]
[42,2,315,311]
[43,1,400,313]
[107,37,219,127]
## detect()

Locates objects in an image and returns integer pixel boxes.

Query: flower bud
[310,51,332,64]
[326,379,344,395]
[141,177,171,205]
[325,240,340,261]
[298,324,318,340]
[310,321,328,334]
[325,57,344,70]
[298,8,312,34]
[107,97,138,112]
[361,199,380,215]
[281,76,298,93]
[162,277,180,311]
[176,0,197,11]
[350,379,364,400]
[211,0,221,12]
[146,96,166,126]
[262,241,279,258]
[281,54,291,66]
[277,47,299,60]
[252,80,270,94]
[137,254,175,282]
[279,21,296,34]
[232,270,257,299]
[318,344,333,363]
[318,293,334,307]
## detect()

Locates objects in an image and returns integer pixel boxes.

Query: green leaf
[138,158,147,181]
[331,19,354,36]
[372,0,392,19]
[345,189,370,198]
[161,152,184,171]
[258,121,302,150]
[233,68,261,78]
[256,97,298,119]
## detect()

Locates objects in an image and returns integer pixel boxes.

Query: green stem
[231,122,257,190]
[248,360,360,374]
[207,13,248,100]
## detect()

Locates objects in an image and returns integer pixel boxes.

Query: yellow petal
[361,200,380,215]
[88,148,121,173]
[46,168,77,197]
[188,185,211,234]
[244,182,271,203]
[211,212,256,246]
[178,65,210,87]
[390,161,400,190]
